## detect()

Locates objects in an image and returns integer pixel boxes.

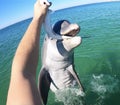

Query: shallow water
[0,1,120,105]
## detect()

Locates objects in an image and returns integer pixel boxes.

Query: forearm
[12,18,43,78]
[7,1,50,105]
[7,10,43,105]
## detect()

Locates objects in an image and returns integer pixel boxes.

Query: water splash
[54,88,85,105]
[90,74,120,105]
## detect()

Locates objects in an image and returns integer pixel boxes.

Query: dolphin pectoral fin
[67,65,84,92]
[38,68,51,105]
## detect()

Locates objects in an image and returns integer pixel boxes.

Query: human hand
[33,0,51,21]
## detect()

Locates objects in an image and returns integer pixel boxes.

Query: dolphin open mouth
[63,28,80,37]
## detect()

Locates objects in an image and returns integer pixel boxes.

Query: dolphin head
[53,20,82,51]
[53,20,80,37]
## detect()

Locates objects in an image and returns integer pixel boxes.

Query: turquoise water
[0,1,120,105]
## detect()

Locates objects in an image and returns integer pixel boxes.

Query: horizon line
[0,1,119,30]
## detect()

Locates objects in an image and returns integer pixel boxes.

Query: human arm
[6,1,50,105]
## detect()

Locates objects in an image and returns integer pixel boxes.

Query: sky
[0,0,119,29]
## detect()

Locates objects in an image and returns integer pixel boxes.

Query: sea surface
[0,1,120,105]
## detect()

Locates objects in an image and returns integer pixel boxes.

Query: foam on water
[90,74,120,105]
[54,88,85,105]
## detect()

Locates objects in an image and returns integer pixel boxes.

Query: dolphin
[39,0,84,105]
